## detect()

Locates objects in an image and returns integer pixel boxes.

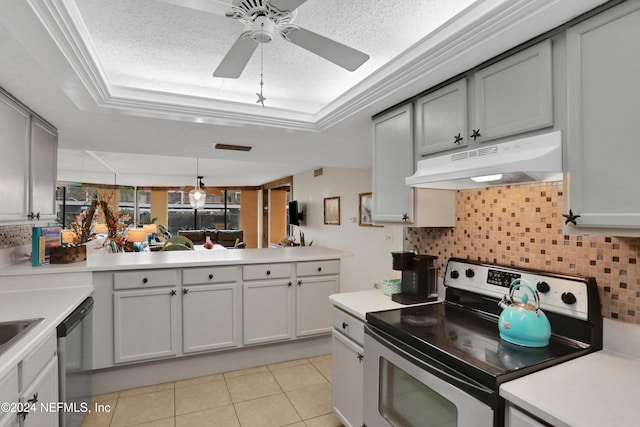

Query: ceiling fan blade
[213,32,258,78]
[204,186,223,196]
[283,27,369,71]
[269,0,307,12]
[157,0,232,15]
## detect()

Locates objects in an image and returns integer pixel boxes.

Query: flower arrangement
[67,192,131,249]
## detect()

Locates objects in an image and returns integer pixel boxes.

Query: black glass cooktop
[366,302,588,389]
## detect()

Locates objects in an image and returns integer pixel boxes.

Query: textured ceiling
[76,0,473,114]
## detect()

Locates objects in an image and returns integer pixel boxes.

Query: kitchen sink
[0,319,43,356]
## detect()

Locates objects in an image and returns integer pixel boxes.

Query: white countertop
[0,283,94,378]
[500,350,640,427]
[500,318,640,427]
[0,246,350,276]
[329,288,434,321]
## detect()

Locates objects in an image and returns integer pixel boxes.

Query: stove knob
[465,269,475,278]
[450,270,459,279]
[561,292,577,305]
[536,281,550,293]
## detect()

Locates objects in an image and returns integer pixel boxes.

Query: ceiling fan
[159,0,370,78]
[183,176,223,196]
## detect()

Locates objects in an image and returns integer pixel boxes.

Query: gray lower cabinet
[331,308,364,427]
[113,287,180,364]
[415,79,468,156]
[296,261,339,337]
[0,369,19,427]
[243,278,294,345]
[182,283,239,353]
[566,1,640,231]
[18,333,58,427]
[372,103,414,223]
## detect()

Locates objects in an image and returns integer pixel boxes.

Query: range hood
[406,131,563,190]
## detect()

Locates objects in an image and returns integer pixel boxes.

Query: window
[167,189,241,236]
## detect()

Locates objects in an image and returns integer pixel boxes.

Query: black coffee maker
[391,252,438,304]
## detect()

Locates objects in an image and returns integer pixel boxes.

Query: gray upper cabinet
[372,103,414,223]
[0,92,29,221]
[565,1,640,232]
[30,117,58,221]
[0,89,57,223]
[472,39,553,143]
[415,40,553,161]
[415,79,468,156]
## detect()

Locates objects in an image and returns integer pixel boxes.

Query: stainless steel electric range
[363,257,603,427]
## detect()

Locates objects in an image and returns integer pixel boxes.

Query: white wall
[292,167,404,293]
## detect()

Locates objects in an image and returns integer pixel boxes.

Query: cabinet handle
[297,280,302,286]
[402,213,409,223]
[317,266,322,272]
[182,288,189,295]
[563,209,581,226]
[208,273,214,280]
[357,352,364,363]
[288,281,292,287]
[27,212,41,220]
[28,393,38,404]
[170,289,177,296]
[266,270,271,276]
[18,392,39,420]
[342,322,348,329]
[453,133,463,145]
[142,277,148,284]
[471,129,481,141]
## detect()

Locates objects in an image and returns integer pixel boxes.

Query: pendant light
[188,158,206,209]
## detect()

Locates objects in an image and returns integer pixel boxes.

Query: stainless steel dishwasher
[57,296,93,427]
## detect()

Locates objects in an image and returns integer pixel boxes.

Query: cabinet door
[20,357,58,427]
[372,103,414,223]
[296,276,337,337]
[473,40,552,143]
[182,283,239,353]
[0,413,18,427]
[243,279,293,345]
[566,2,640,229]
[332,331,364,427]
[415,79,468,156]
[29,117,57,220]
[0,368,18,427]
[113,288,179,363]
[0,92,29,221]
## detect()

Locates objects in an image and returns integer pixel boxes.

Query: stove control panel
[445,259,591,320]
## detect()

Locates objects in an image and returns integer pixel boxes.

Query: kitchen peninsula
[0,246,348,395]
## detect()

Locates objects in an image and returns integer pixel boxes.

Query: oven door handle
[366,325,495,404]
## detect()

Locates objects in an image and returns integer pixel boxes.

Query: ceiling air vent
[314,168,323,177]
[214,143,252,152]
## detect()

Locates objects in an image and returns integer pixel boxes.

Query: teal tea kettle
[498,279,551,347]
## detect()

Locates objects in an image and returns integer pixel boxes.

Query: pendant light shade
[189,187,206,209]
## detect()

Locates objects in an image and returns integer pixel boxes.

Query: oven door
[364,325,495,427]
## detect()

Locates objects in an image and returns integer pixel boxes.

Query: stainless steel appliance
[390,252,438,304]
[57,296,93,427]
[364,258,602,427]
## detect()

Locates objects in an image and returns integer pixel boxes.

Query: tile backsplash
[0,224,32,248]
[406,181,640,324]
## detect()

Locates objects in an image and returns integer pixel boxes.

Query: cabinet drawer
[297,260,339,277]
[183,266,238,285]
[243,263,291,280]
[0,368,18,410]
[332,308,364,347]
[114,270,177,290]
[21,332,55,389]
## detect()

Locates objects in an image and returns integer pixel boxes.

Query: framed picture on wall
[324,196,340,225]
[358,192,381,227]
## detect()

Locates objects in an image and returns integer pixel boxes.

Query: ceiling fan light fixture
[251,15,274,43]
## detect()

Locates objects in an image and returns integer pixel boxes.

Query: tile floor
[81,354,343,427]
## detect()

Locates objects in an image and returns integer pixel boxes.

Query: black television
[288,200,304,226]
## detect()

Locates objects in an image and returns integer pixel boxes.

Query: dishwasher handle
[56,296,94,338]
